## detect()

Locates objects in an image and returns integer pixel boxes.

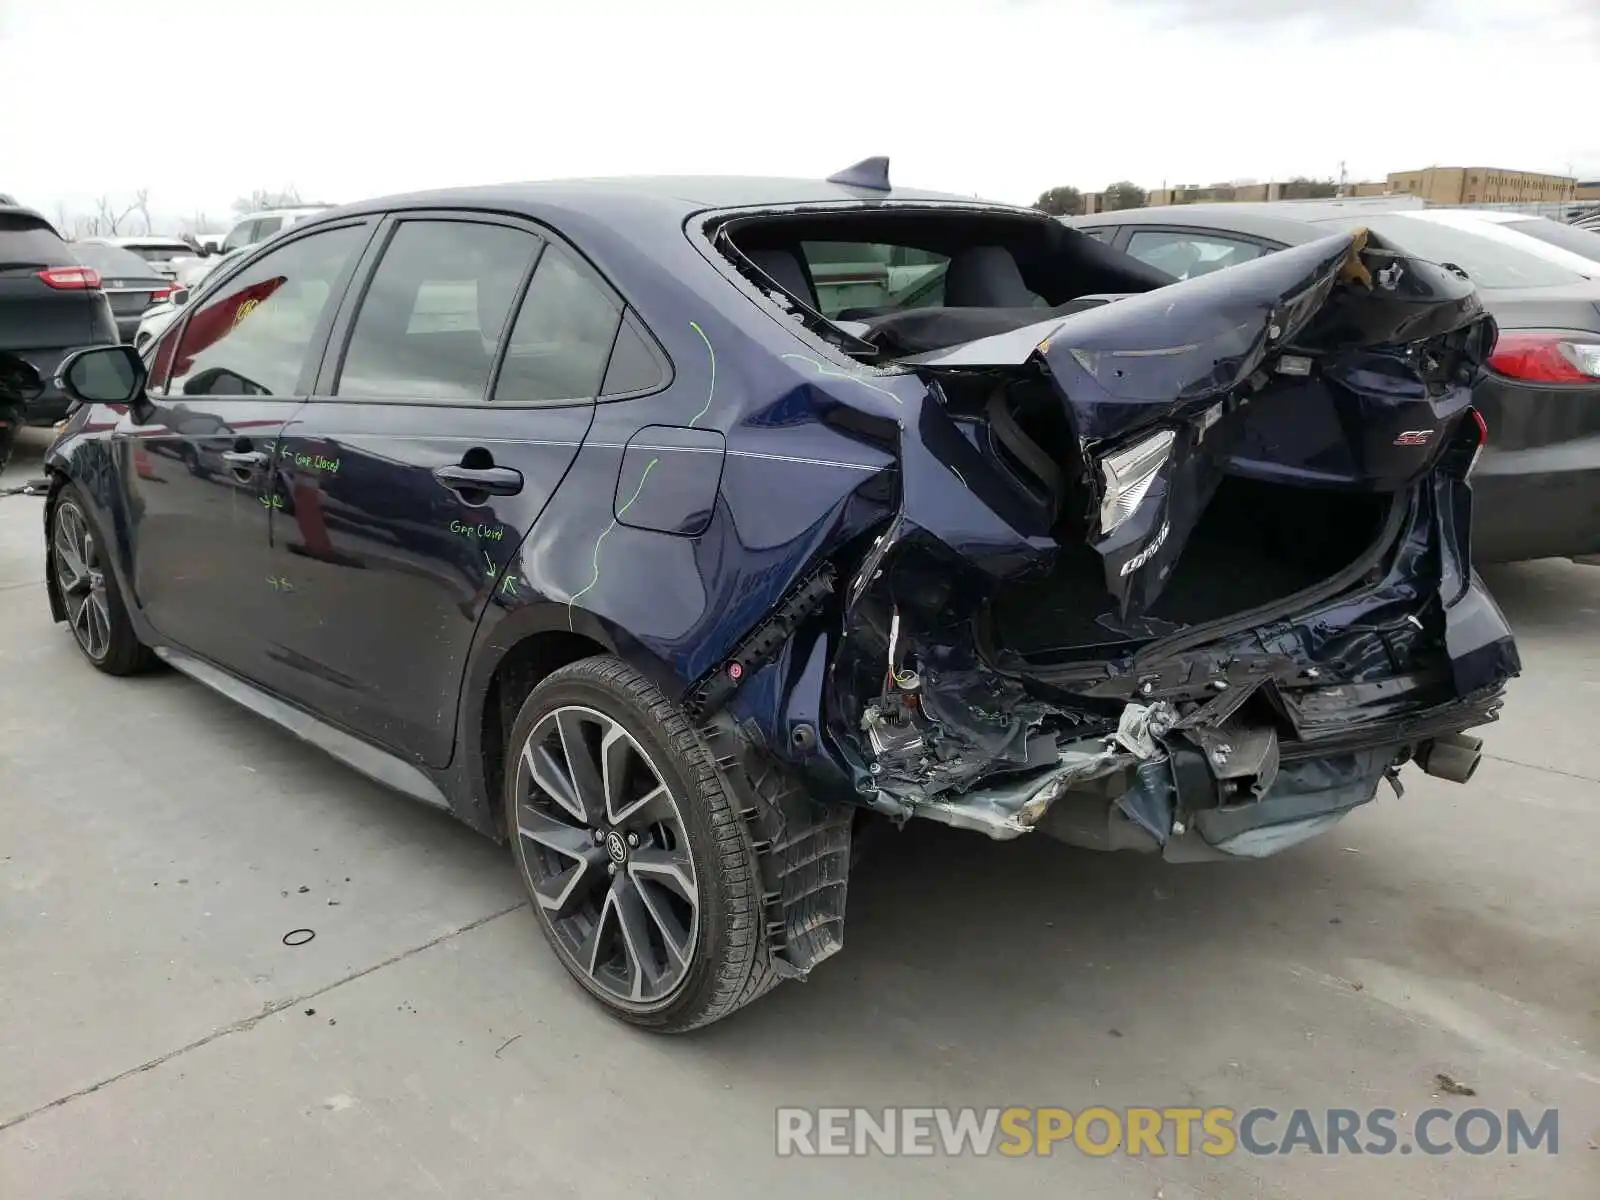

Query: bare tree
[231,185,302,215]
[131,188,152,235]
[92,193,141,236]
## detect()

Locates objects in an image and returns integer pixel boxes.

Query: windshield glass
[73,242,160,276]
[1504,217,1600,265]
[1310,214,1585,288]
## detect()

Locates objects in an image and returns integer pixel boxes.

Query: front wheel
[49,486,156,675]
[504,656,780,1031]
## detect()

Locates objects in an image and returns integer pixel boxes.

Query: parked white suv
[219,205,330,254]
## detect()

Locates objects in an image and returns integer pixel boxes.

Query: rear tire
[504,656,780,1031]
[48,485,157,675]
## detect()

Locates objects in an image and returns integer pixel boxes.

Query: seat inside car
[943,245,1039,307]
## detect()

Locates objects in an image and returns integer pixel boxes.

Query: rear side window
[0,214,74,267]
[1125,229,1265,280]
[599,311,668,397]
[336,219,540,401]
[799,240,949,318]
[164,224,366,397]
[1322,215,1585,289]
[492,244,623,403]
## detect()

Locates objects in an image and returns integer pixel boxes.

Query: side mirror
[56,344,147,405]
[170,287,191,307]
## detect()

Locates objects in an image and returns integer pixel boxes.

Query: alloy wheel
[513,705,701,1007]
[53,501,113,662]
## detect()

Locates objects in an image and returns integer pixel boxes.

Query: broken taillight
[1099,429,1175,533]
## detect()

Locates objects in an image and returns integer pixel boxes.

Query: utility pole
[1337,160,1348,197]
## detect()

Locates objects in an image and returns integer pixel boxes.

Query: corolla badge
[1119,520,1170,577]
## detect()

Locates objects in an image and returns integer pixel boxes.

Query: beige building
[1142,180,1390,207]
[1386,167,1576,205]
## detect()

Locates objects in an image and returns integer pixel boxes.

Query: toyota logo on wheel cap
[604,831,628,864]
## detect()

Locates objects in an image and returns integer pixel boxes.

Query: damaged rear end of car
[697,204,1518,880]
[831,227,1519,860]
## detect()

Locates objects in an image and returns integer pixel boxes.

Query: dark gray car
[1069,202,1600,563]
[0,207,118,431]
[69,242,179,344]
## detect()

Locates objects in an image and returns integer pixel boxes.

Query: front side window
[799,240,950,318]
[492,244,623,403]
[254,217,284,240]
[336,220,540,401]
[1125,230,1265,280]
[164,224,366,397]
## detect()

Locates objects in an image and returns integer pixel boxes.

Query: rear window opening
[989,475,1393,663]
[713,206,1172,357]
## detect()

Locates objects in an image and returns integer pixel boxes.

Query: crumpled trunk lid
[900,229,1496,620]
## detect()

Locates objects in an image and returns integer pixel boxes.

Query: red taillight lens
[149,284,176,303]
[1487,332,1600,384]
[1467,408,1489,477]
[37,265,101,290]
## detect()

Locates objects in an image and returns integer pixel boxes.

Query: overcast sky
[2,0,1595,230]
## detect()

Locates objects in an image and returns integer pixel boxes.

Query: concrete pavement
[3,429,1596,1198]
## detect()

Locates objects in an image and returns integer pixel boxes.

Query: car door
[117,219,373,681]
[258,213,643,767]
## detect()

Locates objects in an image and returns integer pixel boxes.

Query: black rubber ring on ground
[282,928,316,947]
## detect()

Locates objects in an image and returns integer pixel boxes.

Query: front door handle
[434,464,523,496]
[221,449,268,468]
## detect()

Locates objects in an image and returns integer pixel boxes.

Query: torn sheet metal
[907,735,1132,840]
[1114,700,1176,759]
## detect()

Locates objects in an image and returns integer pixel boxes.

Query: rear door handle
[434,464,523,496]
[221,450,268,467]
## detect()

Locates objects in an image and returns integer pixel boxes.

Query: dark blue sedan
[40,160,1519,1029]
